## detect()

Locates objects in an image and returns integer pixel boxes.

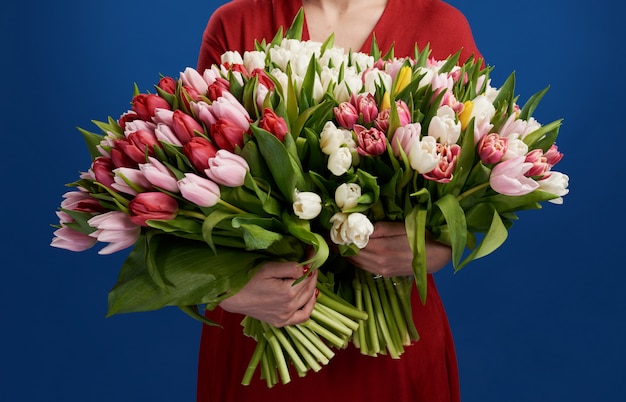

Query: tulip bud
[329,212,374,249]
[128,192,178,227]
[293,190,322,220]
[259,108,289,142]
[335,183,361,211]
[354,125,387,157]
[334,102,359,129]
[183,137,218,172]
[131,94,171,121]
[87,211,141,254]
[177,173,221,208]
[205,149,249,187]
[489,155,539,196]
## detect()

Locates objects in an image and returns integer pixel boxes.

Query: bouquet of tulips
[51,10,568,387]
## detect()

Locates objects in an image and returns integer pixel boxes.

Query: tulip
[327,147,353,176]
[87,211,141,254]
[259,108,289,142]
[352,93,379,124]
[91,156,116,188]
[131,93,171,121]
[172,109,204,145]
[478,133,508,164]
[205,149,249,187]
[335,183,361,211]
[392,65,412,95]
[60,190,106,214]
[116,130,161,165]
[50,225,97,252]
[423,144,461,184]
[329,212,374,249]
[390,123,420,157]
[293,190,323,220]
[183,136,218,172]
[243,52,267,72]
[544,144,564,166]
[180,67,209,95]
[537,171,569,204]
[139,157,179,193]
[177,173,221,208]
[128,192,178,226]
[408,136,439,174]
[490,155,539,196]
[334,102,359,129]
[524,149,551,178]
[207,77,231,101]
[117,111,140,131]
[157,76,177,95]
[320,122,346,155]
[428,105,461,145]
[181,85,202,111]
[210,118,247,153]
[152,108,174,126]
[154,122,182,146]
[354,125,387,157]
[112,167,152,196]
[251,68,275,91]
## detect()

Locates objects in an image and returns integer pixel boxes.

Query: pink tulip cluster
[51,63,289,254]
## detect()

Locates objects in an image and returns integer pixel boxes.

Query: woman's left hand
[347,221,452,277]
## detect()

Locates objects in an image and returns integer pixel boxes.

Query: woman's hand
[219,260,318,328]
[347,221,452,277]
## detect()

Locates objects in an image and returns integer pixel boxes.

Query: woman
[196,1,482,401]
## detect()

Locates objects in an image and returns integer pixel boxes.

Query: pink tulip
[490,155,539,196]
[60,190,105,214]
[177,173,221,207]
[478,133,508,164]
[117,111,140,131]
[139,157,179,193]
[334,102,359,129]
[524,149,551,178]
[424,144,461,183]
[87,211,141,254]
[544,144,563,166]
[205,149,249,187]
[50,225,97,252]
[180,67,209,95]
[354,124,387,157]
[112,167,152,196]
[352,93,379,124]
[390,123,420,157]
[128,192,178,227]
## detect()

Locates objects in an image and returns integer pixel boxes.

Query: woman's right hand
[218,260,319,328]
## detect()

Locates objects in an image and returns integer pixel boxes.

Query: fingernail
[315,288,319,298]
[303,265,310,274]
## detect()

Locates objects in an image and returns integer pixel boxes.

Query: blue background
[2,1,624,401]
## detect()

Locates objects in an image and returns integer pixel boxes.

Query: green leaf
[456,207,508,271]
[405,188,431,305]
[77,127,105,161]
[250,125,306,202]
[519,85,550,121]
[107,236,266,315]
[285,8,304,40]
[433,194,467,268]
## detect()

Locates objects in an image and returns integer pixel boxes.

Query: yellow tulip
[380,91,391,111]
[393,65,412,95]
[458,100,474,130]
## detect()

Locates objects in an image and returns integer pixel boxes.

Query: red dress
[196,1,482,401]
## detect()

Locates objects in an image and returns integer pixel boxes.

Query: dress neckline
[298,0,394,53]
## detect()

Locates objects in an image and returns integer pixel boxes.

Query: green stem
[267,324,308,375]
[384,277,410,345]
[456,182,490,203]
[283,326,323,372]
[302,319,347,348]
[359,270,380,355]
[295,324,335,361]
[314,301,359,332]
[241,336,267,386]
[353,276,368,354]
[376,277,404,355]
[310,304,353,337]
[316,290,368,321]
[218,199,247,214]
[177,209,208,221]
[365,272,401,359]
[263,327,291,385]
